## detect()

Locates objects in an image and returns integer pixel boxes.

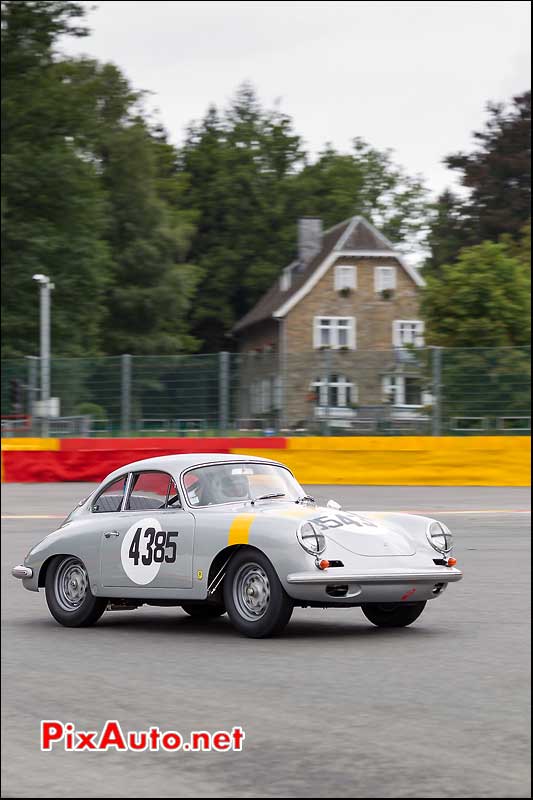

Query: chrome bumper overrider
[12,565,33,579]
[287,568,463,585]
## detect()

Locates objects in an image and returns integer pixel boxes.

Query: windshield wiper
[295,495,315,504]
[251,492,286,504]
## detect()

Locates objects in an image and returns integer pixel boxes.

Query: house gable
[233,216,424,335]
[273,218,424,319]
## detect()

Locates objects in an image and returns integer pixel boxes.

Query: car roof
[103,452,286,484]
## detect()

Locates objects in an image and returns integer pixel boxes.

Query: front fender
[21,520,101,593]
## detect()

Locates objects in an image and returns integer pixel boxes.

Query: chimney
[297,217,322,269]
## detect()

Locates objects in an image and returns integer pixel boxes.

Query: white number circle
[121,517,163,585]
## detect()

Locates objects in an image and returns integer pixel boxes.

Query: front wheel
[45,555,107,627]
[223,548,293,638]
[361,601,427,628]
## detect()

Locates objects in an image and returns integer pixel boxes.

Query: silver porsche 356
[12,453,462,638]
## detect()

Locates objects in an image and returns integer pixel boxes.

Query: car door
[99,470,194,590]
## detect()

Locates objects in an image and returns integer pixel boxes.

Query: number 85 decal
[128,528,179,566]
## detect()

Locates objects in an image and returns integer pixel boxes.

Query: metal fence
[1,347,530,437]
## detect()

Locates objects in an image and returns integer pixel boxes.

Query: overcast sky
[62,0,531,196]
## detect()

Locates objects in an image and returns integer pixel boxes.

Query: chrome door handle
[104,530,120,538]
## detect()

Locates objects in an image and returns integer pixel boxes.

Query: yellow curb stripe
[228,513,256,546]
[1,438,60,451]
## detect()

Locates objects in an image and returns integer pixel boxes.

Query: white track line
[1,514,64,519]
[349,509,531,515]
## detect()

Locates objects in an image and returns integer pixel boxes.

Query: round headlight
[297,521,326,555]
[427,521,453,554]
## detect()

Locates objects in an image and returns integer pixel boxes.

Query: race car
[12,453,463,638]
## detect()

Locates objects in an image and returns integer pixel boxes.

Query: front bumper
[287,568,463,585]
[12,565,33,580]
[285,566,463,604]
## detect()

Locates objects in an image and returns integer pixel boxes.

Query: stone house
[233,216,429,431]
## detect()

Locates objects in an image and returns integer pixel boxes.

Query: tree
[427,91,531,271]
[1,0,112,357]
[286,138,430,250]
[180,84,306,350]
[446,91,531,244]
[32,56,202,355]
[423,190,473,278]
[422,229,531,348]
[2,1,201,358]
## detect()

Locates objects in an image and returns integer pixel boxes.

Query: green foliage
[446,91,531,243]
[424,190,473,278]
[438,346,531,427]
[1,0,111,357]
[423,230,531,348]
[286,139,429,248]
[180,85,306,349]
[428,91,531,269]
[1,4,200,358]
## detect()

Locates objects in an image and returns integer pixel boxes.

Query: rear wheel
[223,548,293,638]
[361,601,426,628]
[181,603,226,619]
[45,555,107,627]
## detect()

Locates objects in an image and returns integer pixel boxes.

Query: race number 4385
[128,529,179,566]
[120,518,179,585]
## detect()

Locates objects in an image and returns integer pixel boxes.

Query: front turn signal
[318,559,330,570]
[447,557,457,567]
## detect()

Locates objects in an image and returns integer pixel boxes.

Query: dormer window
[334,265,357,291]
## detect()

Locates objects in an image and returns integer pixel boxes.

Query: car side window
[92,476,128,513]
[126,471,180,511]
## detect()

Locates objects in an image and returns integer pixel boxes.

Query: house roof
[233,216,424,333]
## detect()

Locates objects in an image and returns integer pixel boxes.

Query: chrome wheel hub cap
[233,564,270,621]
[55,558,88,612]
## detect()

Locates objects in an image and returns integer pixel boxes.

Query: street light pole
[32,274,54,436]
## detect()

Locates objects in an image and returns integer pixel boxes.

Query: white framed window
[383,375,423,407]
[312,375,357,408]
[393,320,425,347]
[334,264,357,291]
[313,317,356,349]
[375,265,397,292]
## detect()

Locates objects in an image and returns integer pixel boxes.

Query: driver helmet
[211,468,250,503]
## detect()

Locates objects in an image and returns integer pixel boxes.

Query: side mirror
[327,499,342,510]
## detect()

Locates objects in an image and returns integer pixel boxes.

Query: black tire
[361,601,427,628]
[223,548,293,638]
[181,603,226,619]
[45,555,107,628]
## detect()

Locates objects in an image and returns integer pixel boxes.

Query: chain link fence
[1,347,530,437]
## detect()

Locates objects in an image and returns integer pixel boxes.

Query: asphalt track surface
[1,484,531,798]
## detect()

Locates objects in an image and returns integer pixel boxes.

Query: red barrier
[2,438,288,482]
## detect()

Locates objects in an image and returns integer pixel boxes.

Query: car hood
[255,504,417,557]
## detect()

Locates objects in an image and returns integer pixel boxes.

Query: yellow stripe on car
[228,514,256,545]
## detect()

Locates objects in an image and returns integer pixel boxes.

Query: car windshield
[183,463,304,507]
